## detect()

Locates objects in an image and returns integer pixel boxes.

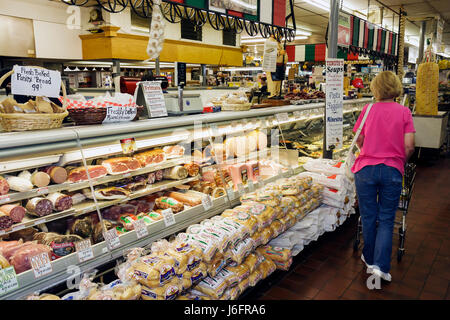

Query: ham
[1,241,35,261]
[67,165,107,183]
[101,157,141,175]
[134,149,166,167]
[9,243,52,274]
[0,240,22,256]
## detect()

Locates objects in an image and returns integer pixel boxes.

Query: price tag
[247,180,255,192]
[30,253,53,279]
[276,113,289,123]
[103,229,121,250]
[0,267,19,296]
[294,111,302,119]
[132,219,149,239]
[36,187,49,196]
[161,208,176,227]
[202,194,213,211]
[226,187,235,200]
[211,124,220,137]
[0,195,10,205]
[237,183,245,196]
[75,239,94,263]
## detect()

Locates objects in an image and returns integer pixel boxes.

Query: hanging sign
[139,81,168,118]
[262,39,278,72]
[325,59,344,150]
[338,12,351,47]
[11,66,61,98]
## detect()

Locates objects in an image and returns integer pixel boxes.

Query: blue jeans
[355,164,403,273]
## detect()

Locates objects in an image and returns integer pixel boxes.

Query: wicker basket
[0,67,68,132]
[68,107,107,125]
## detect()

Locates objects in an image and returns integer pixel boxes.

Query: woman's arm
[356,134,364,149]
[404,132,415,160]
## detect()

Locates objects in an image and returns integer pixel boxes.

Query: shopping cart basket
[353,163,416,262]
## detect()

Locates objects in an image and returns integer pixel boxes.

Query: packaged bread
[243,253,260,273]
[248,269,263,287]
[238,275,250,293]
[188,289,213,300]
[269,220,284,238]
[141,278,181,300]
[216,266,238,287]
[283,195,301,209]
[212,216,248,242]
[225,285,241,300]
[132,255,176,288]
[258,257,277,279]
[257,246,292,264]
[226,263,250,285]
[182,264,207,287]
[186,234,219,263]
[206,252,226,278]
[273,257,293,271]
[100,279,141,300]
[167,241,203,273]
[226,211,258,236]
[260,226,273,245]
[279,179,300,196]
[279,212,296,230]
[246,202,274,230]
[202,219,240,249]
[229,237,254,265]
[193,275,228,299]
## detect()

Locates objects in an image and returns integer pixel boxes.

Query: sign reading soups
[325,59,344,150]
[11,66,61,98]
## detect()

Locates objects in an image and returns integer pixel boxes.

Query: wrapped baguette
[163,166,188,180]
[25,198,53,217]
[5,176,33,192]
[0,204,26,223]
[18,170,50,188]
[47,192,73,212]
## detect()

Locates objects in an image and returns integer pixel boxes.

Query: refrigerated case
[0,98,370,299]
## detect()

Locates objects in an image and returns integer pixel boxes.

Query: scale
[163,92,203,115]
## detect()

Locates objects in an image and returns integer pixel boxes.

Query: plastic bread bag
[149,239,171,254]
[311,183,324,198]
[224,262,250,286]
[269,220,284,239]
[260,226,274,245]
[229,237,254,265]
[225,210,258,237]
[281,196,296,213]
[206,251,227,278]
[202,218,240,249]
[257,245,292,264]
[201,224,231,254]
[273,257,293,271]
[188,289,213,300]
[176,291,202,300]
[257,256,277,279]
[168,239,203,273]
[279,178,300,196]
[182,263,207,289]
[76,270,100,300]
[242,253,260,273]
[250,230,263,248]
[216,266,238,287]
[131,254,176,288]
[25,292,61,300]
[238,275,250,293]
[298,172,348,191]
[141,278,181,300]
[248,268,263,287]
[240,201,274,231]
[193,274,228,300]
[181,232,218,264]
[217,214,250,240]
[100,279,141,300]
[239,192,258,203]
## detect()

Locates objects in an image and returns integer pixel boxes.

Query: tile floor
[244,157,450,300]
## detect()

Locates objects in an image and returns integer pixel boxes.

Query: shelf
[0,157,190,206]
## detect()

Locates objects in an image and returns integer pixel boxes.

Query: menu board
[325,58,344,150]
[141,81,168,118]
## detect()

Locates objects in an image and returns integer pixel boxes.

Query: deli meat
[1,241,35,260]
[134,149,165,167]
[101,157,141,175]
[155,170,163,181]
[47,192,73,211]
[41,166,68,184]
[0,204,26,223]
[67,165,107,183]
[184,162,200,177]
[9,243,52,274]
[0,176,10,195]
[0,240,22,256]
[163,145,185,158]
[0,212,14,230]
[26,198,53,217]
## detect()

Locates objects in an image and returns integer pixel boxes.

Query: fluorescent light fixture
[294,36,308,40]
[241,38,266,43]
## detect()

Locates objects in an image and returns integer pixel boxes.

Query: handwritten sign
[132,219,149,239]
[202,194,213,211]
[75,239,94,263]
[11,66,61,98]
[103,229,121,250]
[102,106,137,124]
[0,267,19,296]
[141,81,167,118]
[276,113,289,123]
[0,195,10,205]
[262,40,278,73]
[325,59,344,150]
[161,208,176,227]
[30,253,53,279]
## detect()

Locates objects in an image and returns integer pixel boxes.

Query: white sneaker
[372,268,392,282]
[361,254,374,274]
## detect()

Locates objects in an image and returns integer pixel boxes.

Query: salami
[0,204,26,223]
[147,172,156,184]
[42,166,68,184]
[47,192,73,212]
[0,176,10,195]
[155,170,163,181]
[0,212,14,230]
[25,198,53,217]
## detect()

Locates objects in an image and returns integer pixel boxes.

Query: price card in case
[294,111,302,119]
[0,267,19,296]
[103,229,121,250]
[276,113,289,123]
[133,219,149,239]
[0,195,10,205]
[237,183,245,196]
[247,180,255,192]
[161,208,176,227]
[202,194,213,211]
[226,187,235,200]
[75,239,94,263]
[30,253,53,279]
[36,187,49,196]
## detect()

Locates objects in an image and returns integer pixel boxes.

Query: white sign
[161,208,176,227]
[75,239,94,263]
[325,59,344,150]
[132,219,149,239]
[276,113,289,123]
[30,253,53,279]
[141,81,167,118]
[262,39,278,73]
[11,66,61,98]
[0,195,10,205]
[436,18,444,52]
[202,194,213,211]
[102,106,137,123]
[36,187,49,196]
[237,183,245,196]
[293,111,302,119]
[247,180,255,192]
[0,267,19,296]
[103,229,121,250]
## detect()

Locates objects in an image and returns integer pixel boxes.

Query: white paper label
[102,106,137,124]
[161,208,176,227]
[30,253,53,279]
[132,219,148,239]
[202,194,213,211]
[122,173,132,178]
[294,111,302,119]
[276,113,289,123]
[11,66,61,98]
[0,195,10,205]
[226,187,234,200]
[237,183,245,196]
[103,229,121,250]
[141,81,167,118]
[325,58,344,150]
[247,180,255,192]
[36,187,49,196]
[75,239,94,263]
[262,40,278,72]
[0,267,19,296]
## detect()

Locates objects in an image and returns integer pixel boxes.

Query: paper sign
[103,229,121,250]
[0,267,19,296]
[161,208,176,227]
[202,194,213,211]
[294,111,302,119]
[226,187,234,199]
[276,113,289,123]
[30,253,53,279]
[141,81,168,118]
[237,183,245,196]
[325,59,344,150]
[132,219,149,239]
[262,39,278,72]
[247,180,255,192]
[11,66,61,98]
[36,187,49,196]
[103,106,137,124]
[75,239,94,263]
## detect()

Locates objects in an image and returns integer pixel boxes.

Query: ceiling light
[241,38,266,43]
[64,66,71,72]
[74,67,80,71]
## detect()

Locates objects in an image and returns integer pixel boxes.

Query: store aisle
[258,157,450,300]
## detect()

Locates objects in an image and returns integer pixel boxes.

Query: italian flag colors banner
[286,44,327,62]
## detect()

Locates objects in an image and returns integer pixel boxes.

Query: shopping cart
[353,163,416,262]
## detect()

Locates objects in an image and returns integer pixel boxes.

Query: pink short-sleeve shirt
[351,102,416,176]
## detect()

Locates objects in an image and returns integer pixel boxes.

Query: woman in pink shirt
[352,71,415,283]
